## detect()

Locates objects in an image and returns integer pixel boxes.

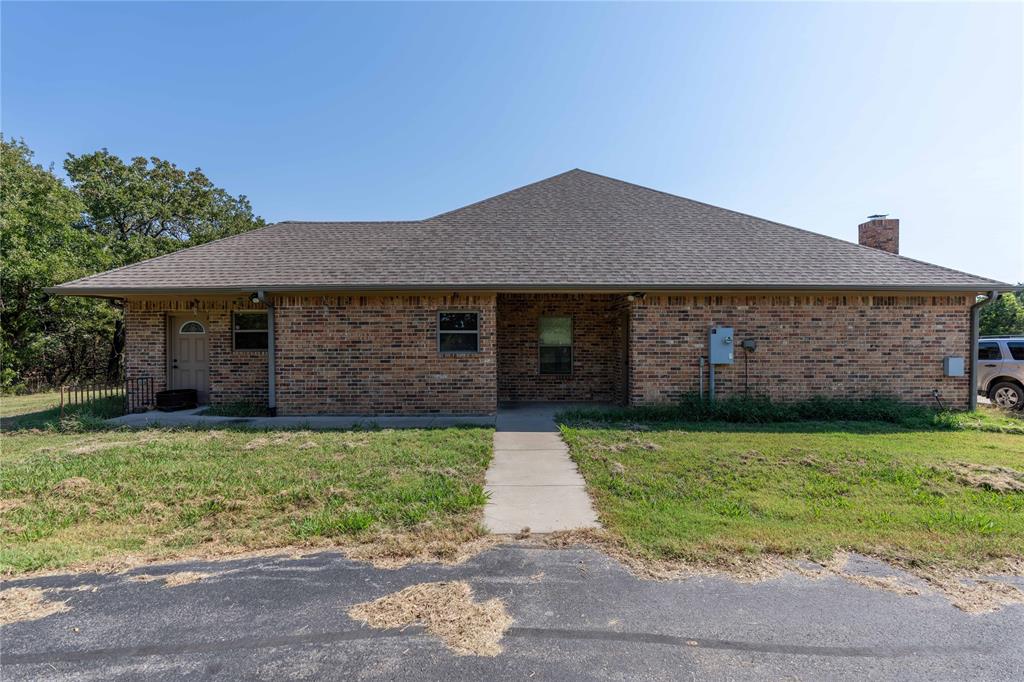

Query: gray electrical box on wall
[943,356,965,377]
[709,326,734,364]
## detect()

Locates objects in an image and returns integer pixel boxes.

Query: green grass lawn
[560,412,1024,570]
[1,390,124,431]
[0,424,493,575]
[1,392,62,417]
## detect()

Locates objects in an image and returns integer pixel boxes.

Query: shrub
[560,394,937,426]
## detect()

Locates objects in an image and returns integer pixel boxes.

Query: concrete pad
[483,484,599,533]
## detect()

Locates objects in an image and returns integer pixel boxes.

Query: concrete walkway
[483,403,600,534]
[106,407,494,430]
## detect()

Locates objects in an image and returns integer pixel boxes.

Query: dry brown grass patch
[910,563,1024,614]
[0,587,70,626]
[4,527,499,579]
[162,571,211,587]
[543,531,1022,611]
[544,528,711,580]
[342,529,498,569]
[50,477,96,497]
[348,581,512,656]
[945,462,1024,493]
[130,570,213,587]
[0,498,27,514]
[337,435,371,449]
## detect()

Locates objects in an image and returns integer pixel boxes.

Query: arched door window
[179,321,206,334]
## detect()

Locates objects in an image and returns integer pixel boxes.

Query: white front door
[170,316,210,403]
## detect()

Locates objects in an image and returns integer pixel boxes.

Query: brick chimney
[858,215,899,254]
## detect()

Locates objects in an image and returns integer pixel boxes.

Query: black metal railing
[124,377,155,414]
[59,382,125,419]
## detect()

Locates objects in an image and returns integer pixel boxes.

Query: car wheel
[989,382,1024,410]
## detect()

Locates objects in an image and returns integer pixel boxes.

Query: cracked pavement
[2,545,1022,680]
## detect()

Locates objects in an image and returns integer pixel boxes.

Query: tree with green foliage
[980,289,1024,337]
[0,138,115,388]
[62,149,266,378]
[64,149,264,262]
[1,137,265,390]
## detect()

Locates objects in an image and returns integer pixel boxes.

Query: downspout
[256,289,277,417]
[969,291,1000,412]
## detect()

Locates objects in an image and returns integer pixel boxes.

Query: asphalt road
[2,545,1022,680]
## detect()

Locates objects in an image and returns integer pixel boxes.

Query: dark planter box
[155,389,198,412]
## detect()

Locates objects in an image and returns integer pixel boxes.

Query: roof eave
[44,282,1013,298]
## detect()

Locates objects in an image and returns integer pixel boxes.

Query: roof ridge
[427,168,581,221]
[572,169,1006,286]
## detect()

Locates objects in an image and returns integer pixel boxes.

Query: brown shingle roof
[49,169,1008,295]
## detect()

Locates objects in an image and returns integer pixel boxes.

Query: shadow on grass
[556,416,928,436]
[1,395,125,432]
[4,410,491,436]
[555,401,1024,436]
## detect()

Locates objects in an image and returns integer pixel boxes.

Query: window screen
[539,316,572,375]
[438,312,479,353]
[233,312,268,350]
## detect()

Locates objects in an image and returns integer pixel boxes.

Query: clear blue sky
[3,1,1021,283]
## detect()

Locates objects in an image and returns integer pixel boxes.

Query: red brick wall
[628,293,972,408]
[206,309,269,406]
[124,291,973,414]
[497,294,629,404]
[124,304,167,409]
[124,297,268,408]
[274,294,497,415]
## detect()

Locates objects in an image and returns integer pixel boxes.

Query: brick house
[48,170,1008,415]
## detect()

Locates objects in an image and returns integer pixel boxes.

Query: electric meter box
[943,356,965,377]
[709,326,734,365]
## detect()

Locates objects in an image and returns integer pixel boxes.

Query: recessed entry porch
[496,293,630,406]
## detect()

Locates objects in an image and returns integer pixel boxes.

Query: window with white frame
[438,312,479,353]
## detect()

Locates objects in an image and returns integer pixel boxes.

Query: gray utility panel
[709,326,734,364]
[943,356,965,377]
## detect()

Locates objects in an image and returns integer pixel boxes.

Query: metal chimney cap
[867,214,889,220]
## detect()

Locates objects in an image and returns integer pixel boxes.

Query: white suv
[978,337,1024,410]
